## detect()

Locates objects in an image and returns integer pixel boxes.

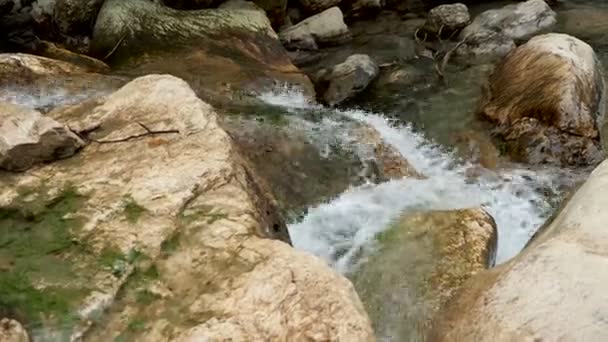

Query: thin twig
[434,35,470,85]
[103,30,128,61]
[89,122,180,144]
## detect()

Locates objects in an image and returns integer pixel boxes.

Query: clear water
[261,89,583,273]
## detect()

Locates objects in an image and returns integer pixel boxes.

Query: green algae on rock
[352,208,496,342]
[90,0,314,106]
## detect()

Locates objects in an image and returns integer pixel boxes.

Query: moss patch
[123,196,147,223]
[0,185,89,330]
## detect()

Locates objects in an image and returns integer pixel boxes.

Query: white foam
[260,89,577,272]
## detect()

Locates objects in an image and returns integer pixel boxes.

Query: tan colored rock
[352,209,496,342]
[430,159,608,341]
[91,0,313,106]
[479,33,606,166]
[0,319,29,342]
[35,41,110,72]
[0,102,84,171]
[0,53,125,111]
[0,75,373,341]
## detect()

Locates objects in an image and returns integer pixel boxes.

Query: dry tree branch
[89,122,180,144]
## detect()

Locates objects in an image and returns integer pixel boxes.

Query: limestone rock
[430,159,608,341]
[315,54,378,106]
[353,209,497,342]
[0,75,373,341]
[424,3,470,36]
[0,319,29,342]
[279,7,351,50]
[461,0,556,42]
[0,53,125,111]
[35,41,110,72]
[479,33,606,166]
[0,102,84,171]
[91,0,313,106]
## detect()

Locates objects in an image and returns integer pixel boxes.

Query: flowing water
[260,90,584,274]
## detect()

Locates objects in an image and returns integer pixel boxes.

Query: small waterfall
[261,88,581,273]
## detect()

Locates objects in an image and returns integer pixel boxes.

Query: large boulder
[90,0,313,106]
[478,33,606,166]
[430,159,608,341]
[353,209,497,342]
[461,0,556,42]
[456,0,556,64]
[0,102,84,171]
[279,6,351,50]
[0,75,374,341]
[162,0,224,9]
[314,54,379,106]
[163,0,288,29]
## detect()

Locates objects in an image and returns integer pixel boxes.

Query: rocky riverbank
[1,0,607,340]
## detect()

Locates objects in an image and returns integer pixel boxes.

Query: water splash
[260,89,580,272]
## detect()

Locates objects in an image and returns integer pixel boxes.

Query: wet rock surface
[279,6,351,50]
[430,159,608,341]
[353,208,497,342]
[91,0,314,106]
[314,53,379,105]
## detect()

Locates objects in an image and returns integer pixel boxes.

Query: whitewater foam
[261,89,576,272]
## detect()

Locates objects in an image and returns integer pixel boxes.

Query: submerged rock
[279,7,351,50]
[0,75,374,341]
[223,106,419,218]
[0,318,30,342]
[0,102,84,171]
[479,33,606,166]
[353,209,497,342]
[91,0,313,106]
[430,159,608,341]
[315,53,378,106]
[454,30,516,65]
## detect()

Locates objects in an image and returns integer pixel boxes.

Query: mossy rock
[351,208,497,341]
[91,0,313,106]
